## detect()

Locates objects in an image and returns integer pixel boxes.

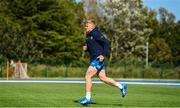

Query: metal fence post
[0,63,2,78]
[65,64,68,77]
[45,65,48,78]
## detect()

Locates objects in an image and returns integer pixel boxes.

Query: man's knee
[85,67,97,80]
[85,72,93,80]
[85,75,91,80]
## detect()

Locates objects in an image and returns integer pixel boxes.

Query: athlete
[79,18,127,105]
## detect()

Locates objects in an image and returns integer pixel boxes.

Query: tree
[0,0,85,63]
[81,0,101,24]
[149,37,172,63]
[171,20,180,66]
[149,7,177,65]
[99,0,152,62]
[0,6,39,62]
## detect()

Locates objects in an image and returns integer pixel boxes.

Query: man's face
[85,20,95,32]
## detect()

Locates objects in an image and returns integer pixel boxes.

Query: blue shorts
[90,59,105,71]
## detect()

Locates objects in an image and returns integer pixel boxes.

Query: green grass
[0,83,180,107]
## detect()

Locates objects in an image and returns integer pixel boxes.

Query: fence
[0,59,180,79]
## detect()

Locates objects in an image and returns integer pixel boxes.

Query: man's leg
[79,66,97,104]
[98,70,127,97]
[85,66,97,98]
[97,70,119,87]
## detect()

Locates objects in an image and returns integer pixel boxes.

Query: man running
[79,18,127,105]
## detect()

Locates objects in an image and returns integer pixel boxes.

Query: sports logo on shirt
[86,36,93,40]
[90,36,93,40]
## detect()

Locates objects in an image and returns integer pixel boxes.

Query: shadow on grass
[73,100,122,107]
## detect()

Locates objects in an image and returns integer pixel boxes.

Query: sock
[116,82,123,89]
[85,92,91,100]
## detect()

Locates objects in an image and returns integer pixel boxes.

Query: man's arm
[93,30,110,56]
[93,30,110,61]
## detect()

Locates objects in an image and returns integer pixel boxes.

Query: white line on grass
[0,79,180,86]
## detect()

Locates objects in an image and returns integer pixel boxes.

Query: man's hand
[83,45,88,52]
[97,55,104,62]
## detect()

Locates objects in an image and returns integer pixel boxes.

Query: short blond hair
[86,17,96,25]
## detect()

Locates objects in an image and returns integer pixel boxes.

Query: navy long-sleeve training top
[86,27,109,62]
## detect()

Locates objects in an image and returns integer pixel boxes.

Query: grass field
[0,83,180,107]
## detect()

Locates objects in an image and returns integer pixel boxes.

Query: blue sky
[143,0,180,20]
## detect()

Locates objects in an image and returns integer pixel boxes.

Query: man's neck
[88,26,96,33]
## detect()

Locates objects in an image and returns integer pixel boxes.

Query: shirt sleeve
[92,30,110,56]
